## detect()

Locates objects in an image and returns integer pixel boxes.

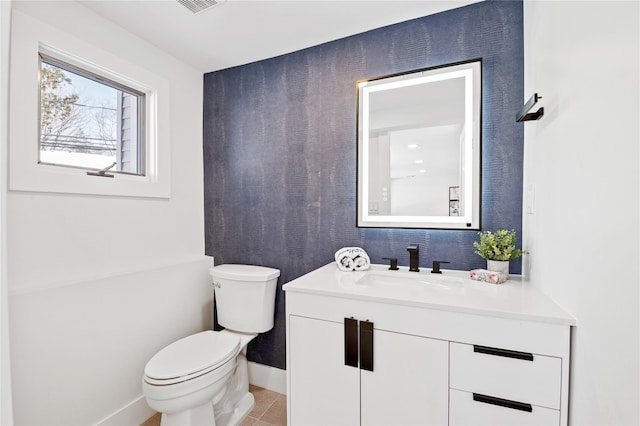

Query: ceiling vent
[176,0,226,15]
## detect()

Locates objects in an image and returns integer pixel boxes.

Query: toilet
[142,264,280,426]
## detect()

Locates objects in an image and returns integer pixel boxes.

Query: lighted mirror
[357,59,481,229]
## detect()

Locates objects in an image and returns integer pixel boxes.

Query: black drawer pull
[473,345,534,361]
[473,393,533,412]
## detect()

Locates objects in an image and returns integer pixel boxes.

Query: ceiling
[77,0,481,73]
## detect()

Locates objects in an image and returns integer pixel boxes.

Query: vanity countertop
[283,263,575,326]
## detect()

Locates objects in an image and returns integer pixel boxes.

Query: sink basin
[357,269,464,289]
[333,266,467,301]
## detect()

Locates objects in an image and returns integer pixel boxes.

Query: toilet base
[212,349,254,425]
[158,393,253,426]
[160,401,215,426]
[223,392,255,426]
[156,379,255,426]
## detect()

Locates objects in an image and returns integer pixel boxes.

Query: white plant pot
[487,260,509,275]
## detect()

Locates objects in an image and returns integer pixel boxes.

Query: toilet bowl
[142,264,280,426]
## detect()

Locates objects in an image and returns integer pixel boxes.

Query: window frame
[9,9,171,199]
[38,52,147,177]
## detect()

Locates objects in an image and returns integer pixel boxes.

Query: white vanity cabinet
[283,264,575,426]
[288,314,449,426]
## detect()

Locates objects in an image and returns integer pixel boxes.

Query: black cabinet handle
[344,318,358,368]
[473,345,534,361]
[473,393,533,412]
[360,320,374,371]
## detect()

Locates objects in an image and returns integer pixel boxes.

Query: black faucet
[406,245,420,272]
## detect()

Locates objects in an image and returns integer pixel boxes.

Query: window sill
[9,162,170,198]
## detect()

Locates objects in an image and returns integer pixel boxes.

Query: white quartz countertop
[283,263,576,326]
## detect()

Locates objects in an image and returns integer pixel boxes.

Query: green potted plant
[473,229,523,274]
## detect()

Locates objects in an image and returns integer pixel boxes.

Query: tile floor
[139,385,286,426]
[241,385,287,426]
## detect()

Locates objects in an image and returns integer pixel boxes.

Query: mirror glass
[357,59,481,229]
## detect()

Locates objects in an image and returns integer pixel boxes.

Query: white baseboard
[94,395,156,426]
[248,361,287,395]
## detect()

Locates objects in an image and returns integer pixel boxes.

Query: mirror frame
[356,59,482,230]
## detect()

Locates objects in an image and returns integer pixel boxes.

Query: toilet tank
[210,264,280,333]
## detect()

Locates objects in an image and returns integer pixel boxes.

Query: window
[39,53,145,176]
[10,10,171,198]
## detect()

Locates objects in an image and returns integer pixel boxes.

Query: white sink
[332,266,467,300]
[356,269,464,289]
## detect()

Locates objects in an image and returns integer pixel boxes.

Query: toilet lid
[144,331,240,381]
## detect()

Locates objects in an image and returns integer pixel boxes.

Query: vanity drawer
[449,389,560,426]
[450,342,561,409]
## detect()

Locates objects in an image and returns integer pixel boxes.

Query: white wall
[523,1,639,425]
[0,0,14,424]
[10,259,214,426]
[5,2,211,425]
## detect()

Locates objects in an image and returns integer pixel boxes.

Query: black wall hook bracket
[516,93,544,122]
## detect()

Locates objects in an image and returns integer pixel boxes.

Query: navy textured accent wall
[203,0,523,369]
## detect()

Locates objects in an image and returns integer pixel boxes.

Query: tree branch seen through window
[39,54,144,175]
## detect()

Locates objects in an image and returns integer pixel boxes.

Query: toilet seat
[144,331,240,386]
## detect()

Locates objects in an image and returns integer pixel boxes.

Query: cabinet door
[289,315,360,426]
[361,329,449,426]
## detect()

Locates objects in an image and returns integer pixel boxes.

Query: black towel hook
[516,93,544,122]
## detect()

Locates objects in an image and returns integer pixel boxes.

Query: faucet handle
[431,260,450,274]
[382,257,399,270]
